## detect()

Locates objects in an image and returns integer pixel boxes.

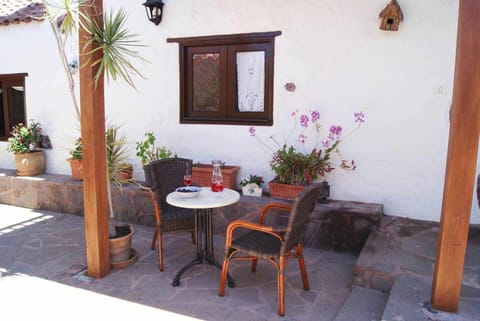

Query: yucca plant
[44,0,146,116]
[85,8,146,89]
[105,124,129,218]
[106,124,128,182]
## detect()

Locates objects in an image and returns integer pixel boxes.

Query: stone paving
[0,204,357,321]
[353,215,480,295]
[352,215,480,321]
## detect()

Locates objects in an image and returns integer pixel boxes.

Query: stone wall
[0,169,383,252]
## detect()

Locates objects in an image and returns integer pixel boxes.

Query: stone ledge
[0,169,383,251]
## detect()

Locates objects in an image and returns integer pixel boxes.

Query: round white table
[166,187,240,287]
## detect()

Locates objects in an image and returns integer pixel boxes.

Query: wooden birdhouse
[379,0,403,31]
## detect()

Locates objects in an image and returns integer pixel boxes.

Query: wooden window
[168,31,281,126]
[0,73,27,140]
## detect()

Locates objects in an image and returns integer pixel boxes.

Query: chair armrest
[225,219,284,246]
[259,202,292,224]
[138,184,161,225]
[138,184,153,193]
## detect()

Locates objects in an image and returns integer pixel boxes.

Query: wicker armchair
[142,158,195,271]
[218,183,323,316]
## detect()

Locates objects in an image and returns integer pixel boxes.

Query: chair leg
[157,231,164,271]
[150,228,158,250]
[296,244,310,290]
[277,257,286,316]
[218,258,231,296]
[251,258,258,272]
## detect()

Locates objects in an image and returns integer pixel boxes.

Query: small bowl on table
[175,186,201,198]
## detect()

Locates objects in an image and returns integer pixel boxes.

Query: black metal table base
[172,208,235,287]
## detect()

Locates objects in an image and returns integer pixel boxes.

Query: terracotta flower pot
[14,150,46,176]
[67,158,83,180]
[268,181,306,200]
[118,169,133,181]
[109,224,138,269]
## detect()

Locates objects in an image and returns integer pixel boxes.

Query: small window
[0,73,27,140]
[168,31,281,126]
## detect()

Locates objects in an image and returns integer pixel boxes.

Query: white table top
[166,187,240,209]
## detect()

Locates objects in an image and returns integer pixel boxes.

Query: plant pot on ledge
[192,164,240,189]
[268,180,306,200]
[67,158,83,180]
[117,163,133,182]
[14,150,46,176]
[269,180,331,201]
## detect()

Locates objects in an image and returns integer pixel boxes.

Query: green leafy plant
[105,124,130,218]
[270,144,336,186]
[135,132,173,166]
[250,109,365,186]
[44,0,146,117]
[240,174,264,188]
[118,162,133,173]
[6,120,43,154]
[106,124,129,183]
[84,8,146,88]
[117,162,133,184]
[70,137,82,160]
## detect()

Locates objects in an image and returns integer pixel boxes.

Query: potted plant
[249,109,365,199]
[240,174,264,197]
[117,162,133,182]
[105,124,138,268]
[67,137,83,180]
[135,131,173,186]
[6,120,51,176]
[192,160,241,190]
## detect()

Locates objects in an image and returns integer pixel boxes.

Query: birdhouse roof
[379,0,404,21]
[0,0,45,26]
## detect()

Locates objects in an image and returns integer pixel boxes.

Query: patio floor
[0,204,356,321]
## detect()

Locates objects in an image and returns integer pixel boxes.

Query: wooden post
[431,0,480,312]
[79,0,111,278]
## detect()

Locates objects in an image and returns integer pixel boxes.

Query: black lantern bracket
[142,0,164,26]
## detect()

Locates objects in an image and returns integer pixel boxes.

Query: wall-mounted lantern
[142,0,164,26]
[379,0,403,31]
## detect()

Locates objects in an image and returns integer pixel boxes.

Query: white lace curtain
[236,51,265,112]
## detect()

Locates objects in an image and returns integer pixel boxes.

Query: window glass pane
[192,53,220,112]
[0,82,4,137]
[236,51,265,112]
[7,86,25,130]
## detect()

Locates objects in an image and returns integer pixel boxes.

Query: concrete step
[381,274,480,321]
[381,274,431,321]
[333,286,388,321]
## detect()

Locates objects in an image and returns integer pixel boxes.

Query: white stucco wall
[1,0,479,222]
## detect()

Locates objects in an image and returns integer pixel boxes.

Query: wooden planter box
[268,181,306,200]
[192,164,240,189]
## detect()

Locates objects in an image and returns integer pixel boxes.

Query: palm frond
[84,8,147,89]
[44,0,90,37]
